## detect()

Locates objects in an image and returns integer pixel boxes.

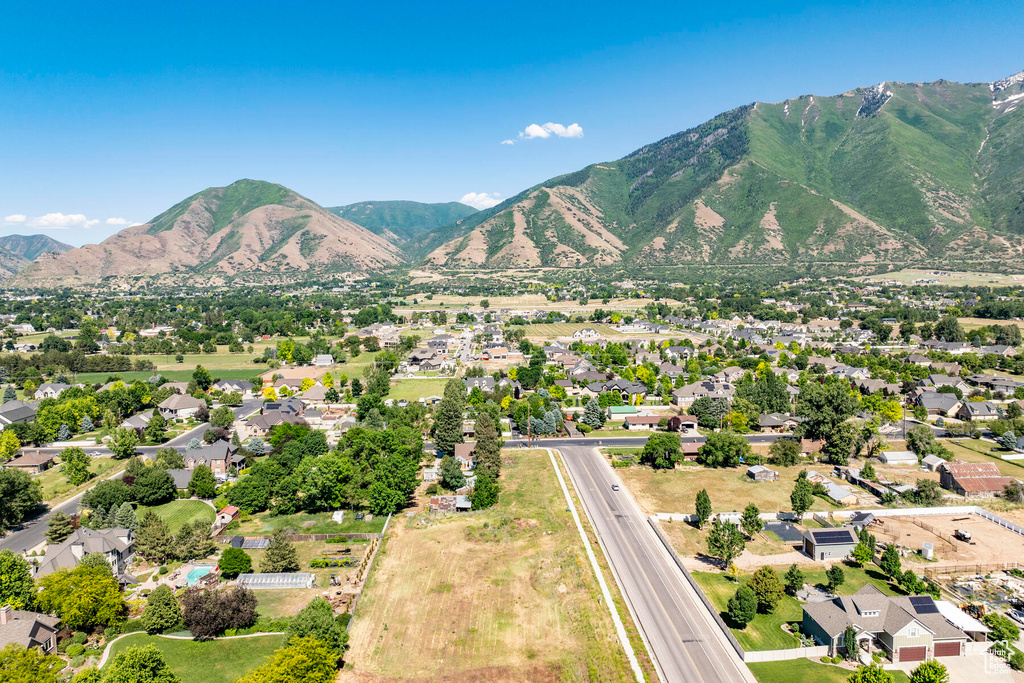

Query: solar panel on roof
[814,530,855,544]
[909,596,939,614]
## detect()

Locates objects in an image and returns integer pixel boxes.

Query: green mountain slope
[426,71,1024,269]
[0,234,73,261]
[326,200,477,243]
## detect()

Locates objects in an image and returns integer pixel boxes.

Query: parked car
[1008,609,1024,627]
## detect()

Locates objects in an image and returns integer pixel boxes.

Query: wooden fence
[923,561,1021,577]
[216,532,382,544]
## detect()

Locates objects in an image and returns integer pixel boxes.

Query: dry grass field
[864,269,1024,287]
[341,449,633,682]
[872,514,1024,565]
[615,462,834,515]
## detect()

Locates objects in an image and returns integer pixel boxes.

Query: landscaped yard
[103,633,286,683]
[342,448,634,681]
[617,462,835,515]
[137,500,215,533]
[37,456,122,503]
[233,510,386,536]
[693,564,902,651]
[748,657,909,683]
[387,378,450,402]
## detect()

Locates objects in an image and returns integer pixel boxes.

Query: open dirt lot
[340,449,632,682]
[871,514,1024,565]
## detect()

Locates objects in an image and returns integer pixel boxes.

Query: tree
[83,479,132,512]
[767,439,801,466]
[880,544,901,579]
[909,660,949,683]
[695,489,712,529]
[706,520,746,567]
[79,552,113,573]
[37,566,126,630]
[741,502,763,538]
[983,612,1021,643]
[247,437,266,456]
[582,398,606,429]
[847,664,895,683]
[210,406,234,429]
[0,468,42,533]
[473,412,503,480]
[192,365,213,392]
[45,510,76,545]
[934,316,965,343]
[790,477,814,516]
[796,381,859,442]
[861,461,876,480]
[262,530,300,573]
[115,501,139,532]
[287,597,348,658]
[103,644,181,683]
[188,465,216,499]
[852,539,873,566]
[235,637,338,683]
[180,587,257,639]
[135,512,175,564]
[186,438,202,452]
[640,432,682,469]
[134,467,176,505]
[144,413,168,444]
[727,584,757,628]
[843,624,860,660]
[748,566,784,614]
[0,550,36,610]
[696,430,750,468]
[783,563,804,596]
[219,547,252,579]
[141,585,182,634]
[690,396,729,429]
[826,565,845,594]
[176,519,216,562]
[433,380,466,455]
[60,446,92,486]
[154,447,185,470]
[824,422,857,465]
[109,427,140,459]
[440,455,466,490]
[470,474,499,510]
[0,430,19,462]
[57,423,72,442]
[0,643,65,683]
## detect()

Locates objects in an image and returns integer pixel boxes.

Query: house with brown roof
[802,585,970,662]
[158,394,207,420]
[4,451,54,474]
[453,442,476,470]
[0,606,59,654]
[623,415,662,431]
[939,461,1014,498]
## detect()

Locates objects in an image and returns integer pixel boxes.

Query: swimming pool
[186,566,215,586]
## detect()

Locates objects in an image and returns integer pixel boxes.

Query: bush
[104,625,120,639]
[158,566,169,575]
[577,423,593,434]
[611,460,632,468]
[70,655,85,668]
[310,557,357,568]
[424,483,440,495]
[71,632,88,645]
[336,613,352,629]
[66,643,85,658]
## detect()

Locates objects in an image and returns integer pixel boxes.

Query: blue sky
[1,0,1022,245]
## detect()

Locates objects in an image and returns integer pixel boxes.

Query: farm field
[521,322,623,340]
[102,633,286,683]
[864,268,1024,287]
[137,500,215,533]
[615,462,835,515]
[342,448,633,682]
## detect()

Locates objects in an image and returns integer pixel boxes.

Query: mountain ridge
[326,200,476,244]
[0,235,73,261]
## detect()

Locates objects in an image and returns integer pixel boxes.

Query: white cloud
[106,217,129,225]
[508,121,584,144]
[1,212,111,230]
[3,214,26,223]
[459,192,501,210]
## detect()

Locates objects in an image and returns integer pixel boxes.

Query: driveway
[887,653,1024,681]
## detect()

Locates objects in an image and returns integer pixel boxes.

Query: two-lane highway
[556,443,755,683]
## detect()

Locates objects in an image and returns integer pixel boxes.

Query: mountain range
[0,235,73,261]
[11,70,1024,285]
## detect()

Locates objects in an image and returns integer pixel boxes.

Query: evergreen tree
[727,584,757,627]
[80,414,94,432]
[185,438,202,452]
[433,379,466,455]
[740,502,763,538]
[783,563,804,596]
[261,530,300,573]
[176,520,215,562]
[142,584,182,634]
[145,413,169,444]
[694,489,712,529]
[473,412,503,480]
[45,510,76,545]
[231,430,241,448]
[247,437,265,456]
[115,502,138,532]
[582,398,606,428]
[880,544,902,578]
[57,423,72,442]
[440,455,466,490]
[826,565,845,594]
[2,386,15,403]
[135,512,175,564]
[188,465,216,498]
[470,475,499,509]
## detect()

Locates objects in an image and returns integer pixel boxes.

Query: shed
[802,527,858,561]
[746,465,779,482]
[921,455,946,472]
[878,451,918,466]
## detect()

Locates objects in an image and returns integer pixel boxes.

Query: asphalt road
[0,399,261,554]
[556,443,754,683]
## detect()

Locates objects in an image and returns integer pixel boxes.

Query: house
[939,461,1014,498]
[802,584,969,661]
[429,495,472,512]
[464,377,496,394]
[237,410,305,439]
[36,527,134,578]
[185,440,244,476]
[756,413,799,432]
[878,451,918,466]
[920,375,970,394]
[213,379,255,397]
[312,354,334,367]
[34,383,70,401]
[120,409,155,431]
[0,606,59,655]
[453,442,476,469]
[0,400,38,428]
[802,527,858,560]
[4,451,54,474]
[216,505,240,526]
[922,455,946,472]
[607,406,638,420]
[573,328,601,340]
[675,415,699,431]
[157,394,206,420]
[956,401,999,422]
[915,393,961,417]
[747,465,778,482]
[166,469,193,490]
[623,415,662,431]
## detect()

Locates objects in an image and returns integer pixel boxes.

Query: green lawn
[233,510,386,536]
[749,658,909,683]
[137,500,215,533]
[103,633,286,683]
[38,457,122,503]
[693,564,901,651]
[387,378,450,402]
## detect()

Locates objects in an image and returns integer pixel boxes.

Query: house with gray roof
[0,606,59,654]
[0,399,37,427]
[34,382,70,400]
[36,527,134,578]
[158,393,206,420]
[802,584,969,661]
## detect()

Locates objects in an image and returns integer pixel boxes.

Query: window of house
[908,627,919,638]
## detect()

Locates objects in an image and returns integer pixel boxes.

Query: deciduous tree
[37,566,126,630]
[60,447,92,486]
[706,520,746,567]
[103,644,180,683]
[141,585,182,634]
[741,502,763,538]
[218,547,252,579]
[695,489,711,529]
[0,550,36,610]
[748,566,784,614]
[727,584,756,628]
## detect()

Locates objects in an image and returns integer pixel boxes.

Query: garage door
[934,641,961,657]
[899,646,927,662]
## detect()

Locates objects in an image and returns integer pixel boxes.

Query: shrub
[71,632,88,645]
[424,483,440,495]
[104,625,120,639]
[70,655,85,668]
[158,566,169,575]
[66,643,85,658]
[577,423,593,434]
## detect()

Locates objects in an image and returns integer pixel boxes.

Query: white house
[573,328,601,340]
